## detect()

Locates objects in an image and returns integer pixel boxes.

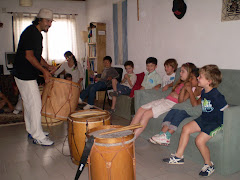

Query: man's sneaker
[28,132,49,139]
[199,162,215,177]
[78,98,83,104]
[33,137,54,146]
[150,133,170,146]
[149,134,161,144]
[109,91,118,97]
[83,104,94,110]
[163,154,184,164]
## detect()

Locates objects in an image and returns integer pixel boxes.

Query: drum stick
[71,111,106,118]
[99,123,143,135]
[55,62,63,69]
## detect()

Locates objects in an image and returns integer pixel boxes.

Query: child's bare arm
[153,84,161,90]
[162,82,173,92]
[167,82,174,88]
[124,74,134,87]
[121,74,126,83]
[140,86,145,90]
[178,83,191,103]
[186,86,201,106]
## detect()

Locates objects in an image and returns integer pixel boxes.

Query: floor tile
[0,106,239,180]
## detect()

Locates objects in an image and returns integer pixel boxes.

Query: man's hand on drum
[43,69,52,83]
[49,65,57,74]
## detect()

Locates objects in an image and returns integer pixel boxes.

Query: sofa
[114,72,145,120]
[134,68,240,176]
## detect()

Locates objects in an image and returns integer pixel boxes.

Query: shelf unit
[87,22,106,76]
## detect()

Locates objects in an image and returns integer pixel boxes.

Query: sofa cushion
[130,72,145,98]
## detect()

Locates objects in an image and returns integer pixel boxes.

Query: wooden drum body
[68,109,111,165]
[87,125,136,180]
[41,77,80,126]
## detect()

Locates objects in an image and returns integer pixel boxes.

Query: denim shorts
[195,117,223,136]
[162,109,190,131]
[117,83,131,95]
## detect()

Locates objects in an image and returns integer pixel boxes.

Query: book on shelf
[88,28,96,43]
[89,59,94,71]
[94,59,98,71]
[91,28,96,43]
[89,45,96,57]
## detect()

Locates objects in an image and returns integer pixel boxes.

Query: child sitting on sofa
[163,65,228,177]
[109,60,137,113]
[79,56,119,109]
[131,62,196,138]
[140,57,162,90]
[162,58,178,92]
[150,68,202,145]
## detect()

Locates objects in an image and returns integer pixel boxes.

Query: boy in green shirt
[141,57,162,90]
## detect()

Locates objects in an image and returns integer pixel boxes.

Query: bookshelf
[87,22,106,84]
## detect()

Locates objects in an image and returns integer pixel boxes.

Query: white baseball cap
[37,8,54,21]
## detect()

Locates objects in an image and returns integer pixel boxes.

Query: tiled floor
[0,111,240,180]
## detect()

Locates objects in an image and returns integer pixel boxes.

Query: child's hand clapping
[124,74,130,80]
[162,85,169,92]
[122,74,129,83]
[184,82,192,92]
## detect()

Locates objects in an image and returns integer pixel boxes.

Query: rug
[0,103,106,126]
[0,112,24,125]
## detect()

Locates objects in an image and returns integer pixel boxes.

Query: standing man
[13,8,55,146]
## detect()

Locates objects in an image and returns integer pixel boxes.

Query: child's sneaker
[149,134,161,144]
[83,104,94,110]
[163,154,184,164]
[28,132,49,139]
[199,162,215,177]
[150,133,170,146]
[33,137,54,146]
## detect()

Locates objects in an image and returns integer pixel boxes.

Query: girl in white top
[54,51,84,84]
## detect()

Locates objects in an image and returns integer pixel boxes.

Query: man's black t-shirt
[13,24,43,80]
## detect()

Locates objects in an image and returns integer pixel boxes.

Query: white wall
[128,0,240,76]
[1,0,240,76]
[0,0,87,74]
[86,0,115,61]
[86,0,240,77]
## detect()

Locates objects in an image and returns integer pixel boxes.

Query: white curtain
[13,13,79,64]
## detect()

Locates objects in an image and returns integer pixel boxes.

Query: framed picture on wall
[222,0,240,21]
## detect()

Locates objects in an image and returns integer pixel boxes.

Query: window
[13,13,78,64]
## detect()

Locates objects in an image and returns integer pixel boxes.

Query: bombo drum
[68,109,111,165]
[41,77,80,126]
[87,125,136,180]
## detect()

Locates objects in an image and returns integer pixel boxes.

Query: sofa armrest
[134,89,171,112]
[222,105,240,174]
